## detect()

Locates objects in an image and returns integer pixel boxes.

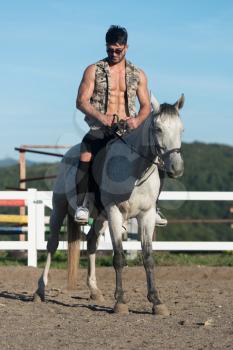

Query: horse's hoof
[152,303,170,316]
[114,303,129,315]
[33,292,45,303]
[90,292,105,303]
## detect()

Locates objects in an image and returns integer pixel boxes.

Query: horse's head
[151,94,185,178]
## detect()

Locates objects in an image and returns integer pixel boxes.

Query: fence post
[27,188,37,267]
[126,218,138,260]
[35,198,46,250]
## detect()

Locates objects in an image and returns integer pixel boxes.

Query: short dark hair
[105,25,128,45]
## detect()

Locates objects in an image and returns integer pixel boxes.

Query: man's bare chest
[109,69,126,92]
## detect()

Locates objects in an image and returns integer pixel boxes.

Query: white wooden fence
[0,189,233,267]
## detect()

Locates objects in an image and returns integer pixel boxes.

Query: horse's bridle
[106,114,182,170]
[153,142,182,166]
[149,112,182,169]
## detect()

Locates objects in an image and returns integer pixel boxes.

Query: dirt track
[0,265,233,349]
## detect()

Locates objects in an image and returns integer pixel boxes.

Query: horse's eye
[155,127,162,133]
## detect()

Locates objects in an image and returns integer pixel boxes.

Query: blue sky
[1,0,233,162]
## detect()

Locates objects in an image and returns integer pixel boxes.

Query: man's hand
[102,114,115,127]
[126,117,141,130]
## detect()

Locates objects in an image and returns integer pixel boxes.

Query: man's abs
[107,90,129,120]
[107,67,130,120]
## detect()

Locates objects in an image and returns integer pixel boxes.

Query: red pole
[0,200,25,206]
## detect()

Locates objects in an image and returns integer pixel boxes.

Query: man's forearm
[77,100,106,125]
[136,105,151,124]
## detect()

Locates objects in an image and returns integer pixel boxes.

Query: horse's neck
[124,113,156,175]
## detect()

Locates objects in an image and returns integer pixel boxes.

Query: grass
[1,251,233,268]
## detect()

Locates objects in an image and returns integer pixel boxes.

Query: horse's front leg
[138,208,170,316]
[107,205,128,314]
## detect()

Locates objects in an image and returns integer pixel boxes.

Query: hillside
[159,142,233,241]
[0,158,17,167]
[0,142,233,242]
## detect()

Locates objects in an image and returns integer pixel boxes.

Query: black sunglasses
[106,47,125,55]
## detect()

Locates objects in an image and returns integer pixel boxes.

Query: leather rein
[106,114,182,170]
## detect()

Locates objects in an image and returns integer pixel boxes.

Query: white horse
[34,94,184,315]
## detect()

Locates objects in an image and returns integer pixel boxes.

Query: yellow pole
[0,215,28,224]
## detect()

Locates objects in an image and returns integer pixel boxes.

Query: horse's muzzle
[166,157,184,178]
[167,169,184,179]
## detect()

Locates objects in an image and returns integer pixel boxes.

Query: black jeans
[76,128,115,208]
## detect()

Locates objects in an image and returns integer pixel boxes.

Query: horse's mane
[159,103,179,120]
[121,103,178,144]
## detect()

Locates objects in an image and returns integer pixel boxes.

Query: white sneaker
[74,206,89,224]
[155,208,167,227]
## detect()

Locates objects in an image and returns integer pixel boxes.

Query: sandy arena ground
[0,265,233,349]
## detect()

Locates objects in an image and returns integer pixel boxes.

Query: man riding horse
[74,25,167,226]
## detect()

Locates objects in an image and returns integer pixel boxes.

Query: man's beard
[108,53,126,65]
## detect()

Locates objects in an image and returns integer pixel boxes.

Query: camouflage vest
[84,58,140,128]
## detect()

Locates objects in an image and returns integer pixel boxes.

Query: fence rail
[0,189,233,267]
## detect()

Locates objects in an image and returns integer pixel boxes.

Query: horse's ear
[150,92,160,113]
[174,94,185,110]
